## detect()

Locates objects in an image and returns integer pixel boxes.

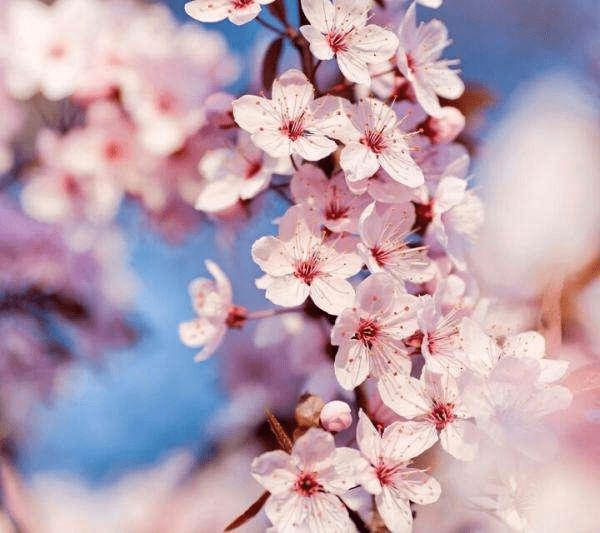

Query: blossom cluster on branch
[175,0,574,532]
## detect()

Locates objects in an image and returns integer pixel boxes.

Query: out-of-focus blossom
[473,73,600,299]
[179,260,238,362]
[5,0,100,100]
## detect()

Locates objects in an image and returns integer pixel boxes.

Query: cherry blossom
[378,369,478,461]
[415,291,466,376]
[356,410,441,533]
[290,164,371,234]
[396,3,464,117]
[299,0,399,85]
[251,206,363,315]
[196,131,292,213]
[331,273,420,390]
[179,260,242,361]
[336,97,424,186]
[232,70,344,161]
[251,427,368,532]
[357,202,434,284]
[185,0,275,26]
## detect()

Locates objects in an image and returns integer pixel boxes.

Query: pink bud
[426,106,465,144]
[320,401,352,432]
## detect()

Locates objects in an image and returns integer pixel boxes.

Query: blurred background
[0,0,600,531]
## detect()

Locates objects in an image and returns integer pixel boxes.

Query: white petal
[300,25,335,60]
[251,450,296,494]
[356,409,382,464]
[439,419,478,461]
[376,487,413,533]
[382,420,438,461]
[262,275,311,307]
[232,94,279,133]
[335,341,370,390]
[377,373,430,418]
[340,143,379,181]
[310,276,356,315]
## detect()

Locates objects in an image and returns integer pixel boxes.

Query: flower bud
[294,394,325,428]
[320,401,352,432]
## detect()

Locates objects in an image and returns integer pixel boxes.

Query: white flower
[357,202,434,284]
[337,98,424,186]
[196,131,291,213]
[416,291,465,376]
[356,410,441,533]
[290,164,370,234]
[396,2,464,117]
[252,207,363,315]
[299,0,399,85]
[232,70,344,161]
[185,0,275,25]
[178,260,239,361]
[331,273,419,390]
[378,369,478,461]
[251,427,368,533]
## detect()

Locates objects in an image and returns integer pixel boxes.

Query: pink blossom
[356,410,441,533]
[251,206,363,315]
[331,273,419,390]
[290,164,371,234]
[232,70,344,161]
[179,260,239,361]
[251,427,368,532]
[299,0,399,85]
[378,369,478,460]
[357,202,434,284]
[196,131,291,213]
[185,0,275,26]
[396,3,464,117]
[336,97,424,186]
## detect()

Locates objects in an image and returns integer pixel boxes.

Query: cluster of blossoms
[176,0,575,531]
[1,0,239,244]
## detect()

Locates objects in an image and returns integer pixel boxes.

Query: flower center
[354,318,380,349]
[360,130,386,154]
[156,91,176,115]
[294,257,320,284]
[326,31,349,54]
[375,461,399,487]
[48,42,67,60]
[406,53,418,73]
[245,159,262,179]
[280,119,305,141]
[428,400,455,430]
[324,200,349,221]
[232,0,254,8]
[370,245,392,267]
[104,140,123,162]
[294,471,322,497]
